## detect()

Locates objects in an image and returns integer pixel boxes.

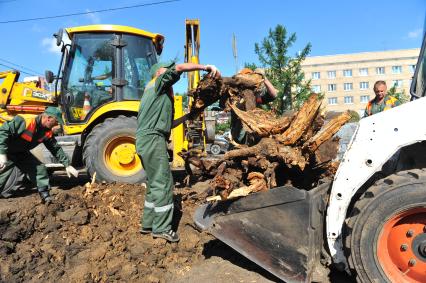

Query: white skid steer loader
[194,21,426,283]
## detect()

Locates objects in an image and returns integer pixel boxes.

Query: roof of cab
[65,24,164,40]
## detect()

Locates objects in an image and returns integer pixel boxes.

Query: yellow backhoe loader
[0,21,212,186]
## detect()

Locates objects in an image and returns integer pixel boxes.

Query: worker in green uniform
[230,68,278,145]
[364,80,401,117]
[0,107,79,203]
[136,61,220,242]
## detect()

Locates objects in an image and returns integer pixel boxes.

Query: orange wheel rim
[377,207,426,282]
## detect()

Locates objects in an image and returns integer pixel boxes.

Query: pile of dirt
[0,181,215,282]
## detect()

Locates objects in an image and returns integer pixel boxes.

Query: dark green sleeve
[155,66,181,95]
[44,137,71,167]
[0,116,26,154]
[363,107,370,117]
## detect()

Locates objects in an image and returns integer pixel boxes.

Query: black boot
[37,186,52,204]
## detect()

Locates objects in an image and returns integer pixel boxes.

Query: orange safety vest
[20,118,53,143]
[366,96,399,116]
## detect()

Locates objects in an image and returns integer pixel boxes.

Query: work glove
[254,68,265,77]
[205,65,220,78]
[65,166,79,178]
[0,154,7,171]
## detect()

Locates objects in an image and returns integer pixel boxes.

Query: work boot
[139,227,152,234]
[37,186,52,204]
[152,230,180,242]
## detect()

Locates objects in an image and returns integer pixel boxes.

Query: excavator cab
[49,25,163,124]
[41,25,169,184]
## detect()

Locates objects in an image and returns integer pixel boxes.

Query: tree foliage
[215,121,231,134]
[388,85,409,104]
[246,24,312,114]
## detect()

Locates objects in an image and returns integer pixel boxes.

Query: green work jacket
[364,95,401,117]
[136,66,181,145]
[0,115,70,166]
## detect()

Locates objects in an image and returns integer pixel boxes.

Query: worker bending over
[0,107,79,202]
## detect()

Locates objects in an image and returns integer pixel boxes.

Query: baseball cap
[150,61,175,78]
[44,106,64,125]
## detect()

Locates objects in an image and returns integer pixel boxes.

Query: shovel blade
[194,184,328,283]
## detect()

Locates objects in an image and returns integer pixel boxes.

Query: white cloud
[41,35,71,55]
[407,28,422,39]
[41,37,61,55]
[85,9,101,24]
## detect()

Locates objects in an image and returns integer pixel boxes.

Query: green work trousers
[137,133,174,233]
[0,152,49,197]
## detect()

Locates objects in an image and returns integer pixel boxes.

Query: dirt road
[0,171,353,282]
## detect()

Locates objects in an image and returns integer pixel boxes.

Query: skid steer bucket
[194,183,329,283]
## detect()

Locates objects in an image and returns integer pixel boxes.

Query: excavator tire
[83,115,145,184]
[344,169,426,283]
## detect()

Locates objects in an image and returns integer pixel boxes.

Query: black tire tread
[344,168,426,282]
[83,115,144,183]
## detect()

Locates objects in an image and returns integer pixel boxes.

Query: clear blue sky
[0,0,424,93]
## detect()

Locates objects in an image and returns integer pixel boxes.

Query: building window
[409,64,416,73]
[343,69,352,77]
[344,83,353,91]
[392,66,402,74]
[312,85,321,93]
[328,97,338,105]
[327,70,336,79]
[376,67,385,75]
[360,82,369,90]
[328,84,337,92]
[392,80,403,87]
[344,96,353,104]
[312,72,320,79]
[360,95,370,103]
[359,68,368,76]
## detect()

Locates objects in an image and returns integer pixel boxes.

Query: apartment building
[301,48,420,116]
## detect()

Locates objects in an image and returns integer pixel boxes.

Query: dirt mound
[0,182,213,282]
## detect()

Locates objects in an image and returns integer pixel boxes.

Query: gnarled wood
[305,111,352,152]
[230,104,294,137]
[278,94,322,145]
[224,138,306,170]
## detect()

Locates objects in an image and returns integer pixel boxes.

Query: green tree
[215,121,230,134]
[348,110,360,123]
[247,24,312,113]
[388,85,409,104]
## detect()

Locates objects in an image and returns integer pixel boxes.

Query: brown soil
[0,174,280,283]
[0,173,353,283]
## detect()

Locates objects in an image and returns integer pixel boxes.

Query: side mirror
[54,28,64,47]
[154,35,164,55]
[45,70,54,83]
